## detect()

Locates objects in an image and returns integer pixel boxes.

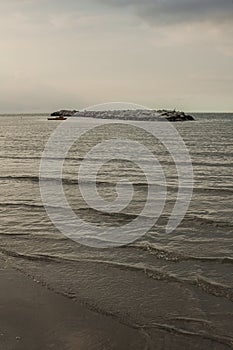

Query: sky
[0,0,233,112]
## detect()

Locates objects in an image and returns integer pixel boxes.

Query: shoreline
[0,267,145,350]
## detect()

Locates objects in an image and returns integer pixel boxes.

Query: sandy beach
[0,267,145,350]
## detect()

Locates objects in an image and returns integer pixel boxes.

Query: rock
[70,109,195,122]
[157,109,195,122]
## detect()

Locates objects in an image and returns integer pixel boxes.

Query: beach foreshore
[0,267,145,350]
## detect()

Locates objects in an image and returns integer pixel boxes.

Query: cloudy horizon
[0,0,233,113]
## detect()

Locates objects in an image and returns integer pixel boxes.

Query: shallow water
[0,113,233,349]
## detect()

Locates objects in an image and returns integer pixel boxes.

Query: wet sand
[0,268,145,350]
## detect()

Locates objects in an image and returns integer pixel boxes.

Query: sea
[0,113,233,349]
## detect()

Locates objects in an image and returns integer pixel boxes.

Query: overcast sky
[0,0,232,112]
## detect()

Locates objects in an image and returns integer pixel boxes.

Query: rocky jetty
[157,109,194,121]
[71,109,195,122]
[50,109,78,117]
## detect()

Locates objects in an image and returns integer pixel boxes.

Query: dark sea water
[0,113,233,349]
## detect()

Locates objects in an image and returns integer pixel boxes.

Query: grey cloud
[98,0,233,25]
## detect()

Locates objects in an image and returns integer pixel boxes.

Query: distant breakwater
[50,109,195,122]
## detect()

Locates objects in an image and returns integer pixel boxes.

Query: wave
[196,276,233,302]
[0,155,42,160]
[2,246,233,303]
[0,155,84,161]
[0,202,138,220]
[0,246,177,280]
[193,187,233,195]
[0,175,140,186]
[0,248,61,263]
[0,233,30,237]
[130,242,233,265]
[3,200,231,230]
[192,161,233,168]
[0,175,41,183]
[1,175,233,197]
[140,322,233,348]
[1,153,233,170]
[0,202,47,210]
[184,215,233,228]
